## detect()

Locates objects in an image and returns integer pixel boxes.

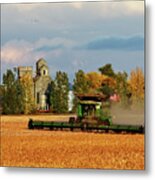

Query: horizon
[0,57,144,85]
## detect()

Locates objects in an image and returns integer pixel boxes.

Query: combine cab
[28,94,144,133]
[73,94,112,128]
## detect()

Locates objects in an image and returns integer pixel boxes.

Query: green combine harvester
[28,94,144,133]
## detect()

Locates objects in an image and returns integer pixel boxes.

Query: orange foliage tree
[85,72,107,91]
[20,73,35,114]
[85,72,116,96]
[129,67,144,103]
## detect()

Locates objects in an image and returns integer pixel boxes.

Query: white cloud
[120,1,144,16]
[14,3,43,12]
[34,37,75,49]
[1,38,75,65]
[2,1,144,24]
[70,2,83,9]
[1,1,144,45]
[98,1,144,18]
[13,1,83,11]
[1,40,33,64]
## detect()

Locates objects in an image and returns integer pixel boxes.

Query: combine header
[28,94,144,133]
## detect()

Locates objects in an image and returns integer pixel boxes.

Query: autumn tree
[20,73,35,114]
[129,67,144,103]
[85,72,107,92]
[50,71,69,113]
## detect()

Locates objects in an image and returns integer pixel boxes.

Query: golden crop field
[1,115,144,170]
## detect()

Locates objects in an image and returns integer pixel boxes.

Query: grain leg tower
[34,58,52,110]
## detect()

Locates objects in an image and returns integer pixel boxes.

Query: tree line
[0,64,144,114]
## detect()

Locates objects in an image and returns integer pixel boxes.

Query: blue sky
[1,1,144,83]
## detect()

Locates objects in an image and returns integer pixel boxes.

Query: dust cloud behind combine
[110,103,144,126]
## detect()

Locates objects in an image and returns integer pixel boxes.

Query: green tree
[0,85,4,114]
[99,77,115,98]
[72,70,91,112]
[50,71,69,113]
[98,64,116,98]
[98,64,115,77]
[73,70,90,94]
[13,80,25,114]
[115,71,130,106]
[3,69,15,86]
[2,70,15,114]
[2,69,25,114]
[50,79,57,112]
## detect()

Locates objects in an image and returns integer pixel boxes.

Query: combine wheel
[69,117,75,123]
[39,124,43,129]
[60,122,64,131]
[140,125,145,134]
[69,118,74,131]
[50,127,53,130]
[103,119,110,126]
[105,129,109,133]
[28,119,34,129]
[82,123,88,131]
[70,123,74,131]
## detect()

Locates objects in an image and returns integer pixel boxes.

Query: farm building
[18,58,52,110]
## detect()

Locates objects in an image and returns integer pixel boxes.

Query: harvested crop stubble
[1,115,144,169]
